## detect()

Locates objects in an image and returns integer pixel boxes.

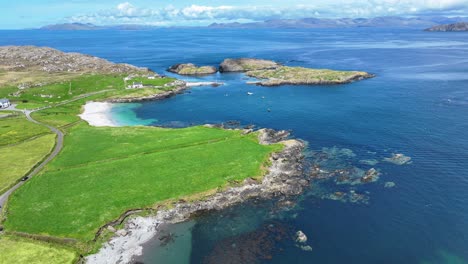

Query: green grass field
[0,113,51,146]
[0,134,56,194]
[0,235,78,264]
[4,124,281,241]
[2,74,176,110]
[127,76,176,87]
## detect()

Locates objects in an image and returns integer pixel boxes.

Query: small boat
[247,92,254,95]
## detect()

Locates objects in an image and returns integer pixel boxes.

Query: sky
[2,0,468,29]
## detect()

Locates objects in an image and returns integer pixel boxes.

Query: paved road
[0,90,113,209]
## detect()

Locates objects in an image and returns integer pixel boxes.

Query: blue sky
[2,0,468,29]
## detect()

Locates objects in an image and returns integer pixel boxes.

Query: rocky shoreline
[105,85,189,103]
[86,129,307,264]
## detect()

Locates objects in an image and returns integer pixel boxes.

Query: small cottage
[0,98,10,108]
[130,82,144,89]
[147,76,156,80]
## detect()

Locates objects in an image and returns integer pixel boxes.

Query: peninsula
[0,46,306,263]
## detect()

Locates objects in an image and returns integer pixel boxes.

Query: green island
[246,66,374,86]
[0,46,285,262]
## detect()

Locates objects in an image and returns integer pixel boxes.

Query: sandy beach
[79,102,118,127]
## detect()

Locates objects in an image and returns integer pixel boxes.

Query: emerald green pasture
[7,74,175,110]
[5,124,281,241]
[0,134,55,194]
[127,76,176,87]
[0,113,51,146]
[0,235,78,264]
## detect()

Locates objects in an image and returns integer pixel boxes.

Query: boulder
[295,230,307,243]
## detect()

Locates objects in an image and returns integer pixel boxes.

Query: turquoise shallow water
[110,103,156,126]
[2,28,468,263]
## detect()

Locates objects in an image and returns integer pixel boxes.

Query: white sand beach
[79,102,118,127]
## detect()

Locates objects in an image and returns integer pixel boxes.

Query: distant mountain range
[40,16,468,30]
[425,22,468,32]
[208,16,468,29]
[40,23,155,30]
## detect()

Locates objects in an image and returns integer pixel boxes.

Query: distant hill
[209,16,468,29]
[40,23,101,30]
[425,22,468,32]
[41,16,468,31]
[40,23,156,31]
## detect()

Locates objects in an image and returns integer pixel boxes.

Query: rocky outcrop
[167,63,217,75]
[219,58,281,72]
[425,22,468,32]
[0,46,149,74]
[87,129,307,264]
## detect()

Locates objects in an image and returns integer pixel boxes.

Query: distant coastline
[38,16,468,31]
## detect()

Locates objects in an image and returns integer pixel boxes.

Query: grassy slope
[0,73,175,110]
[0,235,78,264]
[0,134,56,194]
[128,76,176,86]
[0,113,51,146]
[5,124,281,241]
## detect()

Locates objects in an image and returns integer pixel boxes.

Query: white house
[130,82,144,89]
[0,98,11,108]
[124,77,132,81]
[147,76,156,80]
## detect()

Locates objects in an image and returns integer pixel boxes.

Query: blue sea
[2,28,468,263]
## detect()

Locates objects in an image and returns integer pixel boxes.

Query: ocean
[1,27,467,263]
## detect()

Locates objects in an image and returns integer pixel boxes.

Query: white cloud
[67,1,468,26]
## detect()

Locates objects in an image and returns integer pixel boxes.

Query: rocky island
[425,22,468,32]
[219,58,281,72]
[170,58,373,86]
[168,63,217,75]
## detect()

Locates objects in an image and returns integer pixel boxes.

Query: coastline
[79,102,118,127]
[86,129,307,264]
[106,85,188,103]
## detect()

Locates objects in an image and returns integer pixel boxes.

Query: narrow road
[0,89,113,208]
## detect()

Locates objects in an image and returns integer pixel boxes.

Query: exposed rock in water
[384,182,396,188]
[246,66,374,86]
[0,45,149,74]
[219,58,281,72]
[425,22,468,32]
[87,129,308,264]
[295,230,308,243]
[167,63,217,75]
[383,153,412,165]
[360,168,380,183]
